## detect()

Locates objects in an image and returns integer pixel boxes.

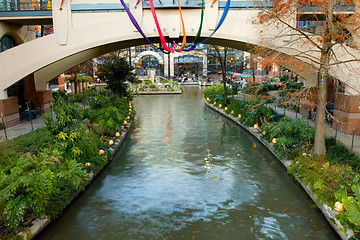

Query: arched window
[0,35,17,52]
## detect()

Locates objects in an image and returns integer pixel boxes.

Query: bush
[289,155,355,204]
[44,96,83,134]
[0,89,132,234]
[326,137,360,172]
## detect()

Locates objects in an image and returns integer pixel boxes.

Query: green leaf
[313,179,323,190]
[347,199,360,226]
[335,187,347,201]
[322,161,330,170]
[351,184,360,202]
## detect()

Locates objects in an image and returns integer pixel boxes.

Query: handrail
[0,1,52,12]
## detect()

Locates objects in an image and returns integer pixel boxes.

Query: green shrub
[0,148,88,228]
[44,97,84,134]
[261,119,314,158]
[326,137,360,172]
[289,155,355,204]
[0,128,53,167]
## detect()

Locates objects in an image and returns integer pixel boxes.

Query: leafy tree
[97,52,138,100]
[254,0,360,155]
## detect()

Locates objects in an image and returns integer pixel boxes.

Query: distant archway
[134,51,164,76]
[0,35,18,52]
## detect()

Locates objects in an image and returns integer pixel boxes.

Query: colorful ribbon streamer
[180,0,204,50]
[135,0,140,7]
[120,0,162,50]
[60,0,64,10]
[173,0,187,52]
[183,0,231,52]
[149,0,176,52]
[120,0,231,53]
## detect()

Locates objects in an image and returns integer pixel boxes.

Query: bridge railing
[0,1,51,12]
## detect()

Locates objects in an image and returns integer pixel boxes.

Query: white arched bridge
[1,0,359,95]
[0,0,359,130]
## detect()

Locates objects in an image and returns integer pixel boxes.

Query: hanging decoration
[59,0,65,10]
[149,0,177,52]
[120,0,162,50]
[321,69,325,84]
[135,0,141,7]
[120,0,230,53]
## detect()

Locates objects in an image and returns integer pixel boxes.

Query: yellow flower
[334,201,344,212]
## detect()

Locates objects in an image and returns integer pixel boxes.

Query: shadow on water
[37,86,339,240]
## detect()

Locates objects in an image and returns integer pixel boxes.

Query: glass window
[0,35,17,52]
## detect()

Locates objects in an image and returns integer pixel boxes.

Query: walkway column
[24,74,52,113]
[58,74,66,91]
[164,53,174,79]
[333,93,360,136]
[0,97,20,128]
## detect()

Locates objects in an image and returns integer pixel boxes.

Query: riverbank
[204,100,350,240]
[0,90,135,240]
[137,90,182,95]
[18,121,134,239]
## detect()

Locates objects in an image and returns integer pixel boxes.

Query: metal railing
[0,1,52,12]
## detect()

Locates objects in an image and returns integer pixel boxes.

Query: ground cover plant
[0,89,134,239]
[136,79,182,92]
[203,85,360,237]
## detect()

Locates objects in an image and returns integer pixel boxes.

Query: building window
[0,35,17,52]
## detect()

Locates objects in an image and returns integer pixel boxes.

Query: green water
[37,86,339,240]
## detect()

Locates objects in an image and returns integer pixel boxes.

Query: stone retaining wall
[205,100,352,240]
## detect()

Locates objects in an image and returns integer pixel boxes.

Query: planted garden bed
[135,80,182,95]
[0,89,135,239]
[203,85,360,239]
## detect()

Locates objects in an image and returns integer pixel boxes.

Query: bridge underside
[1,1,359,131]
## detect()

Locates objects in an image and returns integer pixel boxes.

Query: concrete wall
[334,93,360,135]
[0,22,35,46]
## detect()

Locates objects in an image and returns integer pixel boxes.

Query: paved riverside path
[0,115,48,142]
[236,92,360,156]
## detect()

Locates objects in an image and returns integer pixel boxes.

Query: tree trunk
[312,0,334,155]
[251,54,256,85]
[74,75,79,94]
[313,70,327,155]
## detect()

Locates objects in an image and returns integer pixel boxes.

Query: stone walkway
[238,92,360,156]
[0,115,49,142]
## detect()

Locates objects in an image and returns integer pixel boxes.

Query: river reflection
[37,86,339,240]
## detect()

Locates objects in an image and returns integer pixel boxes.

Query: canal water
[37,86,339,240]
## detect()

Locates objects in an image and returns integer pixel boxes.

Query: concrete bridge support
[24,74,52,114]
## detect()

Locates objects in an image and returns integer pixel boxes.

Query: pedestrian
[24,100,37,120]
[242,80,248,89]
